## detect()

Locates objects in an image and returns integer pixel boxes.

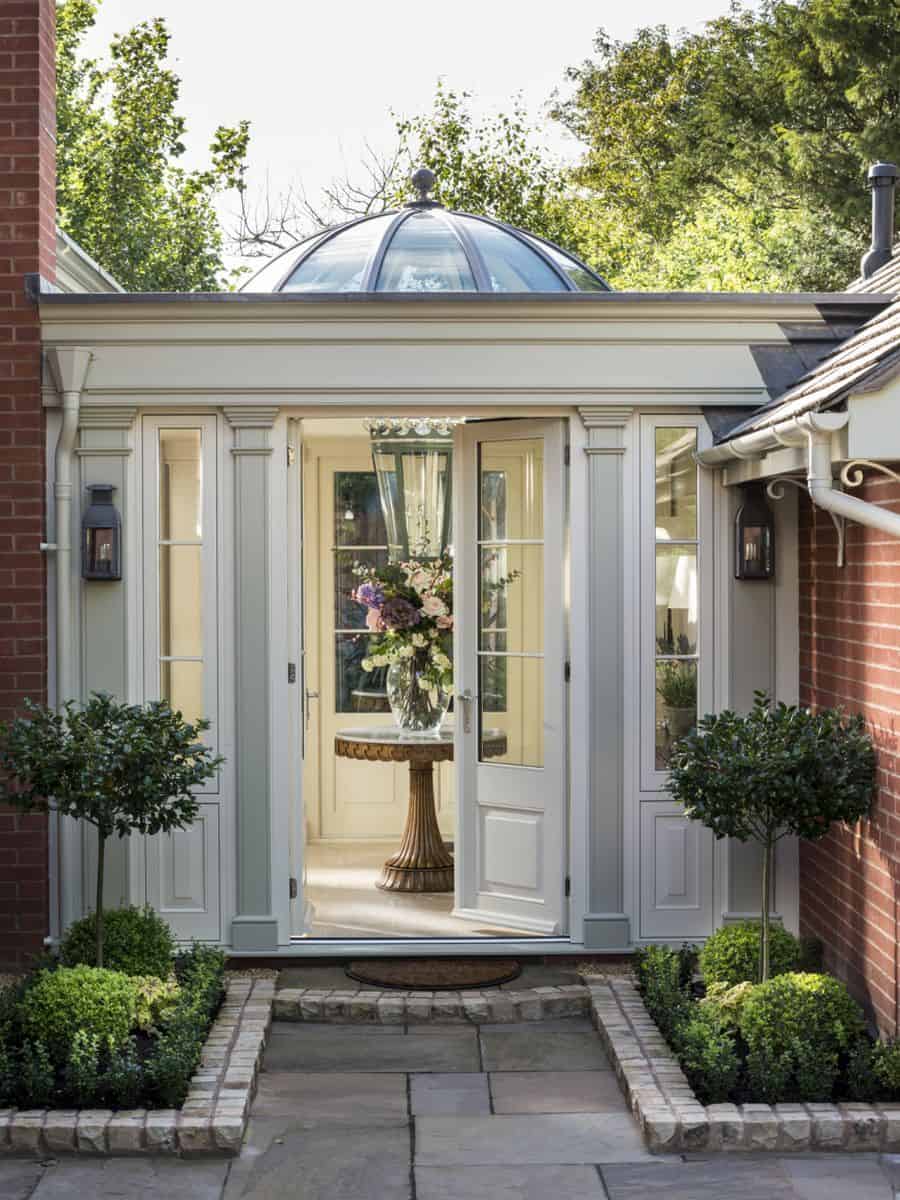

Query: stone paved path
[4,1014,900,1197]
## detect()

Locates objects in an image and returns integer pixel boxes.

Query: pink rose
[366,608,384,632]
[421,594,447,618]
[436,614,453,629]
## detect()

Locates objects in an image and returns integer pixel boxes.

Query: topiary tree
[0,693,223,966]
[668,692,876,981]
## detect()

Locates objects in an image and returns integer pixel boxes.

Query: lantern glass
[735,488,775,580]
[82,483,121,580]
[365,418,462,560]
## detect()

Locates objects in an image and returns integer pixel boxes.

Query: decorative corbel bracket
[766,475,846,568]
[840,459,900,489]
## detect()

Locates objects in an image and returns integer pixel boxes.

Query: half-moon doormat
[346,958,521,991]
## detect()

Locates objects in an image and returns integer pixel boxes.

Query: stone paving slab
[779,1154,895,1199]
[415,1164,607,1199]
[0,1159,43,1199]
[263,1028,479,1073]
[414,1113,653,1166]
[222,1118,412,1199]
[479,1031,611,1072]
[251,1071,407,1121]
[29,1159,230,1199]
[410,1074,491,1116]
[602,1159,799,1199]
[480,1017,595,1033]
[490,1070,628,1114]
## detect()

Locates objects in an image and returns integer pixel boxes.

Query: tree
[234,84,590,270]
[667,692,876,980]
[0,694,223,966]
[56,0,250,291]
[555,1,900,289]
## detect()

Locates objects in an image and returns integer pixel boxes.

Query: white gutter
[697,410,900,542]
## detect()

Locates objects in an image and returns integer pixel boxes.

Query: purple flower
[355,581,385,608]
[380,596,422,630]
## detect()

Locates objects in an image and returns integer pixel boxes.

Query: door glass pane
[655,546,698,655]
[655,428,697,541]
[479,545,543,653]
[161,660,204,727]
[480,439,543,540]
[334,471,387,547]
[655,660,697,769]
[159,429,202,540]
[335,633,390,713]
[160,545,202,657]
[334,548,388,630]
[480,655,544,767]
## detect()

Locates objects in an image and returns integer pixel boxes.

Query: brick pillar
[0,0,56,969]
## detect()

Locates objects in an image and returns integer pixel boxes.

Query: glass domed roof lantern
[241,168,611,294]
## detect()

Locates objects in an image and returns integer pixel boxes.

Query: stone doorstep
[591,979,900,1155]
[271,983,591,1025]
[0,977,272,1159]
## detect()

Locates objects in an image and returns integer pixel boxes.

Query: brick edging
[591,978,900,1153]
[0,977,274,1157]
[273,983,590,1023]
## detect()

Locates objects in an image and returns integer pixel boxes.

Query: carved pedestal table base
[333,727,507,894]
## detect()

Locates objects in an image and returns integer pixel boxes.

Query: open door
[454,419,568,935]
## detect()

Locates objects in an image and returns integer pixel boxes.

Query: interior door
[454,419,568,935]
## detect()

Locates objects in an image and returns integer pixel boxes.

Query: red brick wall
[0,0,56,969]
[798,479,900,1035]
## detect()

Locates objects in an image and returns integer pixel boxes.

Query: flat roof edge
[36,289,895,307]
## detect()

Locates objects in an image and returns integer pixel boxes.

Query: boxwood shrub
[636,944,872,1105]
[699,921,800,987]
[0,943,226,1110]
[60,905,176,978]
[739,972,865,1102]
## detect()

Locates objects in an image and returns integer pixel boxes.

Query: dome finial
[409,165,438,207]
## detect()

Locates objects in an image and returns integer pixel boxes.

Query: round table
[334,726,507,893]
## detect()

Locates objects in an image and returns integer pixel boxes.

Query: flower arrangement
[353,553,454,702]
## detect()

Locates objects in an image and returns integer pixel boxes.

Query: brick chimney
[0,0,57,968]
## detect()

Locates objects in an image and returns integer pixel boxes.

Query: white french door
[454,419,568,935]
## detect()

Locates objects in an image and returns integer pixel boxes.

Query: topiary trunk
[759,838,773,982]
[95,832,106,968]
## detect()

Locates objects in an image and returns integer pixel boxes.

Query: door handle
[305,688,319,733]
[458,689,475,734]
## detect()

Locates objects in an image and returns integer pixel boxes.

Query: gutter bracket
[840,459,900,489]
[767,475,847,567]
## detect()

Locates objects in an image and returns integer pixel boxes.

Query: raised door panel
[640,801,713,939]
[147,803,221,941]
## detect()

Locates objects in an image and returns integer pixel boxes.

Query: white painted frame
[454,417,568,936]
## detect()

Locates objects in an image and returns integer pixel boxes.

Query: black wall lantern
[735,484,775,580]
[82,484,121,581]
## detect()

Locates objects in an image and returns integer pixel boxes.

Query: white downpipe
[697,409,900,543]
[54,388,79,707]
[805,427,900,539]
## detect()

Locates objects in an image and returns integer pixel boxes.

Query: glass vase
[386,656,450,735]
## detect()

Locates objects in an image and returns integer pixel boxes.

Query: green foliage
[132,976,181,1032]
[63,1031,101,1107]
[669,693,875,979]
[739,972,865,1102]
[56,0,250,290]
[554,1,900,288]
[61,906,176,978]
[655,661,697,709]
[674,1007,741,1104]
[19,966,138,1062]
[699,980,755,1030]
[847,1037,900,1101]
[0,693,223,966]
[699,922,801,986]
[100,1037,143,1109]
[635,943,740,1102]
[146,944,227,1107]
[390,83,591,268]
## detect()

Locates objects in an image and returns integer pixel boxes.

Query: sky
[82,1,744,257]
